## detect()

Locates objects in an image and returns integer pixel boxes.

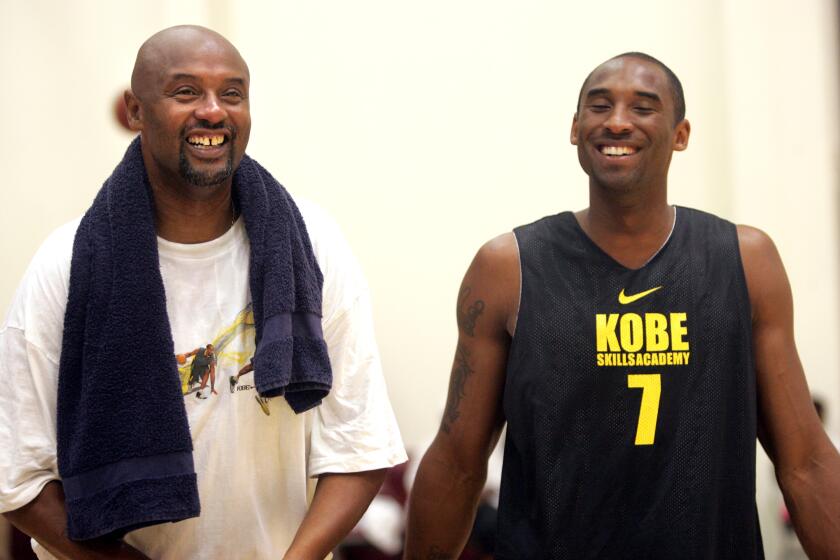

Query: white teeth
[601,145,635,156]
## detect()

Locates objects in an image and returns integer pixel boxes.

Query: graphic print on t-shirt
[178,343,218,398]
[174,303,269,414]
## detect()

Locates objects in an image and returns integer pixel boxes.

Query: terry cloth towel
[57,137,332,540]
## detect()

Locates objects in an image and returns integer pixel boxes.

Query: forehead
[584,57,671,103]
[153,36,249,86]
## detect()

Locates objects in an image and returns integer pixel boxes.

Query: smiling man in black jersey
[405,53,840,559]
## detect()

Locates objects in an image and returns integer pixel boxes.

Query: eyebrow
[166,73,247,86]
[585,87,662,103]
[635,91,662,103]
[168,73,198,82]
[585,88,610,100]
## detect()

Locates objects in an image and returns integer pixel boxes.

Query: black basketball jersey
[496,207,763,559]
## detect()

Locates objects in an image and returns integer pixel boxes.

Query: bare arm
[404,233,519,559]
[739,225,840,560]
[3,481,149,560]
[283,468,387,560]
[238,361,254,376]
[183,348,199,358]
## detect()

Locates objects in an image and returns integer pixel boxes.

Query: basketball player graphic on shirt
[179,344,218,399]
[174,304,270,413]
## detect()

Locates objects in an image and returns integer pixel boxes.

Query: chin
[591,169,644,192]
[593,178,635,193]
[179,154,234,188]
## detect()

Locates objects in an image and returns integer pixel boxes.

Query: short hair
[576,52,686,124]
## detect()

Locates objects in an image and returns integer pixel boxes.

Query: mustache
[596,130,633,141]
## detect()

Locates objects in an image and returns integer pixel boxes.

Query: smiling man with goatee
[0,25,406,560]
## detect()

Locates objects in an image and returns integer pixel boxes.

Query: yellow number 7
[627,374,661,445]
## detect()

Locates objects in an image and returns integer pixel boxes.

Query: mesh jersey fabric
[496,207,763,560]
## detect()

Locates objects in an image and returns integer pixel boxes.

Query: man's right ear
[124,90,143,132]
[570,113,579,146]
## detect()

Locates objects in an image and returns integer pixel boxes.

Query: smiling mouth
[599,145,637,157]
[186,134,228,148]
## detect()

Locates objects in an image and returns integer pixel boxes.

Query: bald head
[124,25,252,192]
[131,25,249,100]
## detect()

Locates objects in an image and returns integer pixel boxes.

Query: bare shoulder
[736,224,784,277]
[471,232,519,271]
[736,224,777,259]
[464,232,520,336]
[736,224,790,318]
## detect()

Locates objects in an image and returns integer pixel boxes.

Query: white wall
[720,0,840,553]
[2,1,838,554]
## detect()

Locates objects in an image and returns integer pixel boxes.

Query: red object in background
[780,503,793,528]
[379,462,408,507]
[113,90,131,132]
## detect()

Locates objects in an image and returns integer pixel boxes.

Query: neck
[150,180,236,244]
[576,181,674,269]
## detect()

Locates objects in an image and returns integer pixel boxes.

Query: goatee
[178,147,235,187]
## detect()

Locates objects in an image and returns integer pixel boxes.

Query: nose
[603,105,633,135]
[194,93,227,124]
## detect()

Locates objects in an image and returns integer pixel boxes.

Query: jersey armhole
[510,230,523,338]
[731,224,755,355]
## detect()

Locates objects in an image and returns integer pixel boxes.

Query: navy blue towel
[57,137,332,540]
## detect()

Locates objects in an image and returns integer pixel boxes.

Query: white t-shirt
[0,199,407,559]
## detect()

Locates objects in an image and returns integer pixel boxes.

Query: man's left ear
[673,119,690,151]
[124,90,143,132]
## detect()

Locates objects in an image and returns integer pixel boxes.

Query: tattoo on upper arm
[441,286,484,434]
[457,286,485,337]
[441,342,474,434]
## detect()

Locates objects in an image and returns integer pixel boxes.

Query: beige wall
[720,0,840,553]
[2,0,838,554]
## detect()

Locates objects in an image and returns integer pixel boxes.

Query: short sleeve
[0,221,77,512]
[294,198,406,476]
[309,291,407,476]
[0,331,61,512]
